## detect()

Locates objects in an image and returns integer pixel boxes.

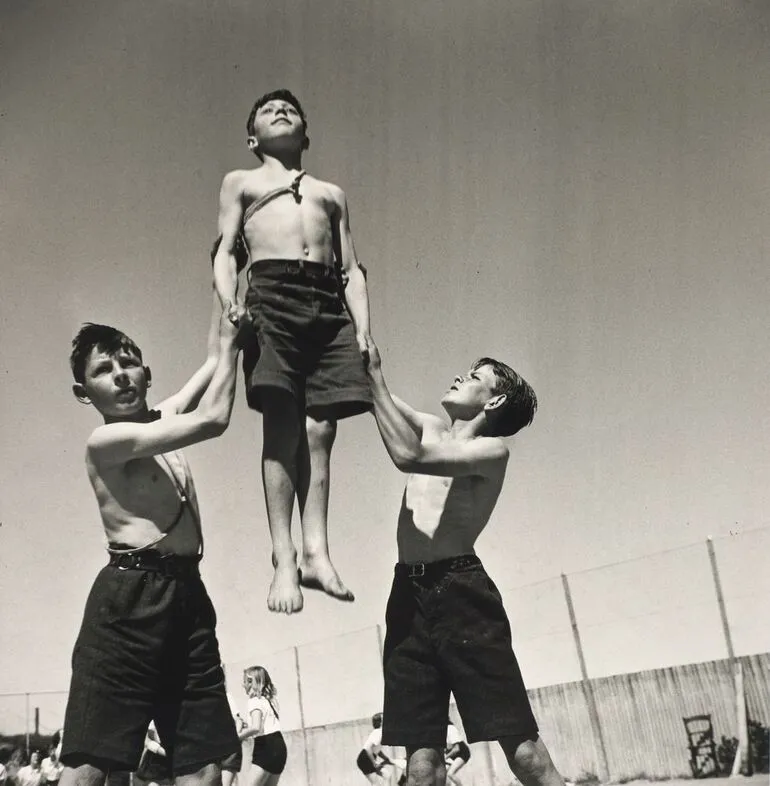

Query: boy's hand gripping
[363,334,381,372]
[223,299,248,329]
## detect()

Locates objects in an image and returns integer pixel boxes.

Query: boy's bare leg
[404,748,446,786]
[261,389,304,614]
[296,415,354,602]
[59,764,108,786]
[176,763,222,786]
[499,735,565,786]
[221,771,237,786]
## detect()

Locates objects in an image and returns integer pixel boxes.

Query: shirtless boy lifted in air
[213,89,372,614]
[364,337,567,786]
[58,299,241,786]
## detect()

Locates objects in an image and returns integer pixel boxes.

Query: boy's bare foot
[298,553,355,602]
[267,561,304,614]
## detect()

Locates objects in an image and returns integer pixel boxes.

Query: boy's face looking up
[248,98,307,155]
[74,345,150,419]
[441,363,499,419]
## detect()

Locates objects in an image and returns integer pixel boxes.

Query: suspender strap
[242,170,307,226]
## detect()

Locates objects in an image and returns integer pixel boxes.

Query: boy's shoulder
[221,168,257,190]
[421,413,450,437]
[304,173,345,201]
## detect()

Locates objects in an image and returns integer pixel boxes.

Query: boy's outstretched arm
[389,394,443,437]
[87,313,241,468]
[157,291,222,416]
[365,337,508,478]
[213,172,246,323]
[331,187,370,357]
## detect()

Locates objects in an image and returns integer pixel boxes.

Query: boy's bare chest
[96,453,191,518]
[405,474,476,524]
[242,178,333,226]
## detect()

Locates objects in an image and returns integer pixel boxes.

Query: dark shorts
[135,747,241,780]
[220,749,243,773]
[356,749,377,775]
[250,732,287,775]
[135,751,172,783]
[60,558,240,774]
[243,259,372,420]
[381,555,538,747]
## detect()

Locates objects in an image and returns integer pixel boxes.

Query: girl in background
[240,667,287,786]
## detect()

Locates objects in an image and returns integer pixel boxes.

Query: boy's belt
[396,554,481,579]
[108,550,201,577]
[248,259,338,282]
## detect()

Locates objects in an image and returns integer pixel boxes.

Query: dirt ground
[617,776,768,786]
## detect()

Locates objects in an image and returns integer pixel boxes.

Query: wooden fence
[268,653,768,786]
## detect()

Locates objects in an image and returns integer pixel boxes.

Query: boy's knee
[305,417,336,450]
[58,760,111,786]
[406,748,444,786]
[503,736,557,786]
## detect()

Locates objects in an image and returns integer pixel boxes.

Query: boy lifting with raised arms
[364,336,567,786]
[212,89,372,614]
[58,297,241,786]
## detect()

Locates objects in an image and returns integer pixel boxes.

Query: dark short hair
[70,324,142,384]
[371,712,383,729]
[473,357,537,437]
[246,89,308,137]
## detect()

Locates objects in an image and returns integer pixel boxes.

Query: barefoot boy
[59,299,241,786]
[212,89,372,614]
[364,337,566,786]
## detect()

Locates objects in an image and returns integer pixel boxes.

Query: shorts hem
[381,729,447,748]
[173,746,241,777]
[306,393,372,420]
[463,721,539,745]
[246,378,300,411]
[60,748,140,773]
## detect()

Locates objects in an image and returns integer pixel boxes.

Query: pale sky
[1,0,769,734]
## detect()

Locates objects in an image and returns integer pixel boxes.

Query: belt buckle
[158,553,174,576]
[409,563,426,578]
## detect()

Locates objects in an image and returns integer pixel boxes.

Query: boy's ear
[301,135,310,151]
[145,366,152,388]
[484,393,507,412]
[72,383,90,405]
[246,136,259,154]
[483,393,509,436]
